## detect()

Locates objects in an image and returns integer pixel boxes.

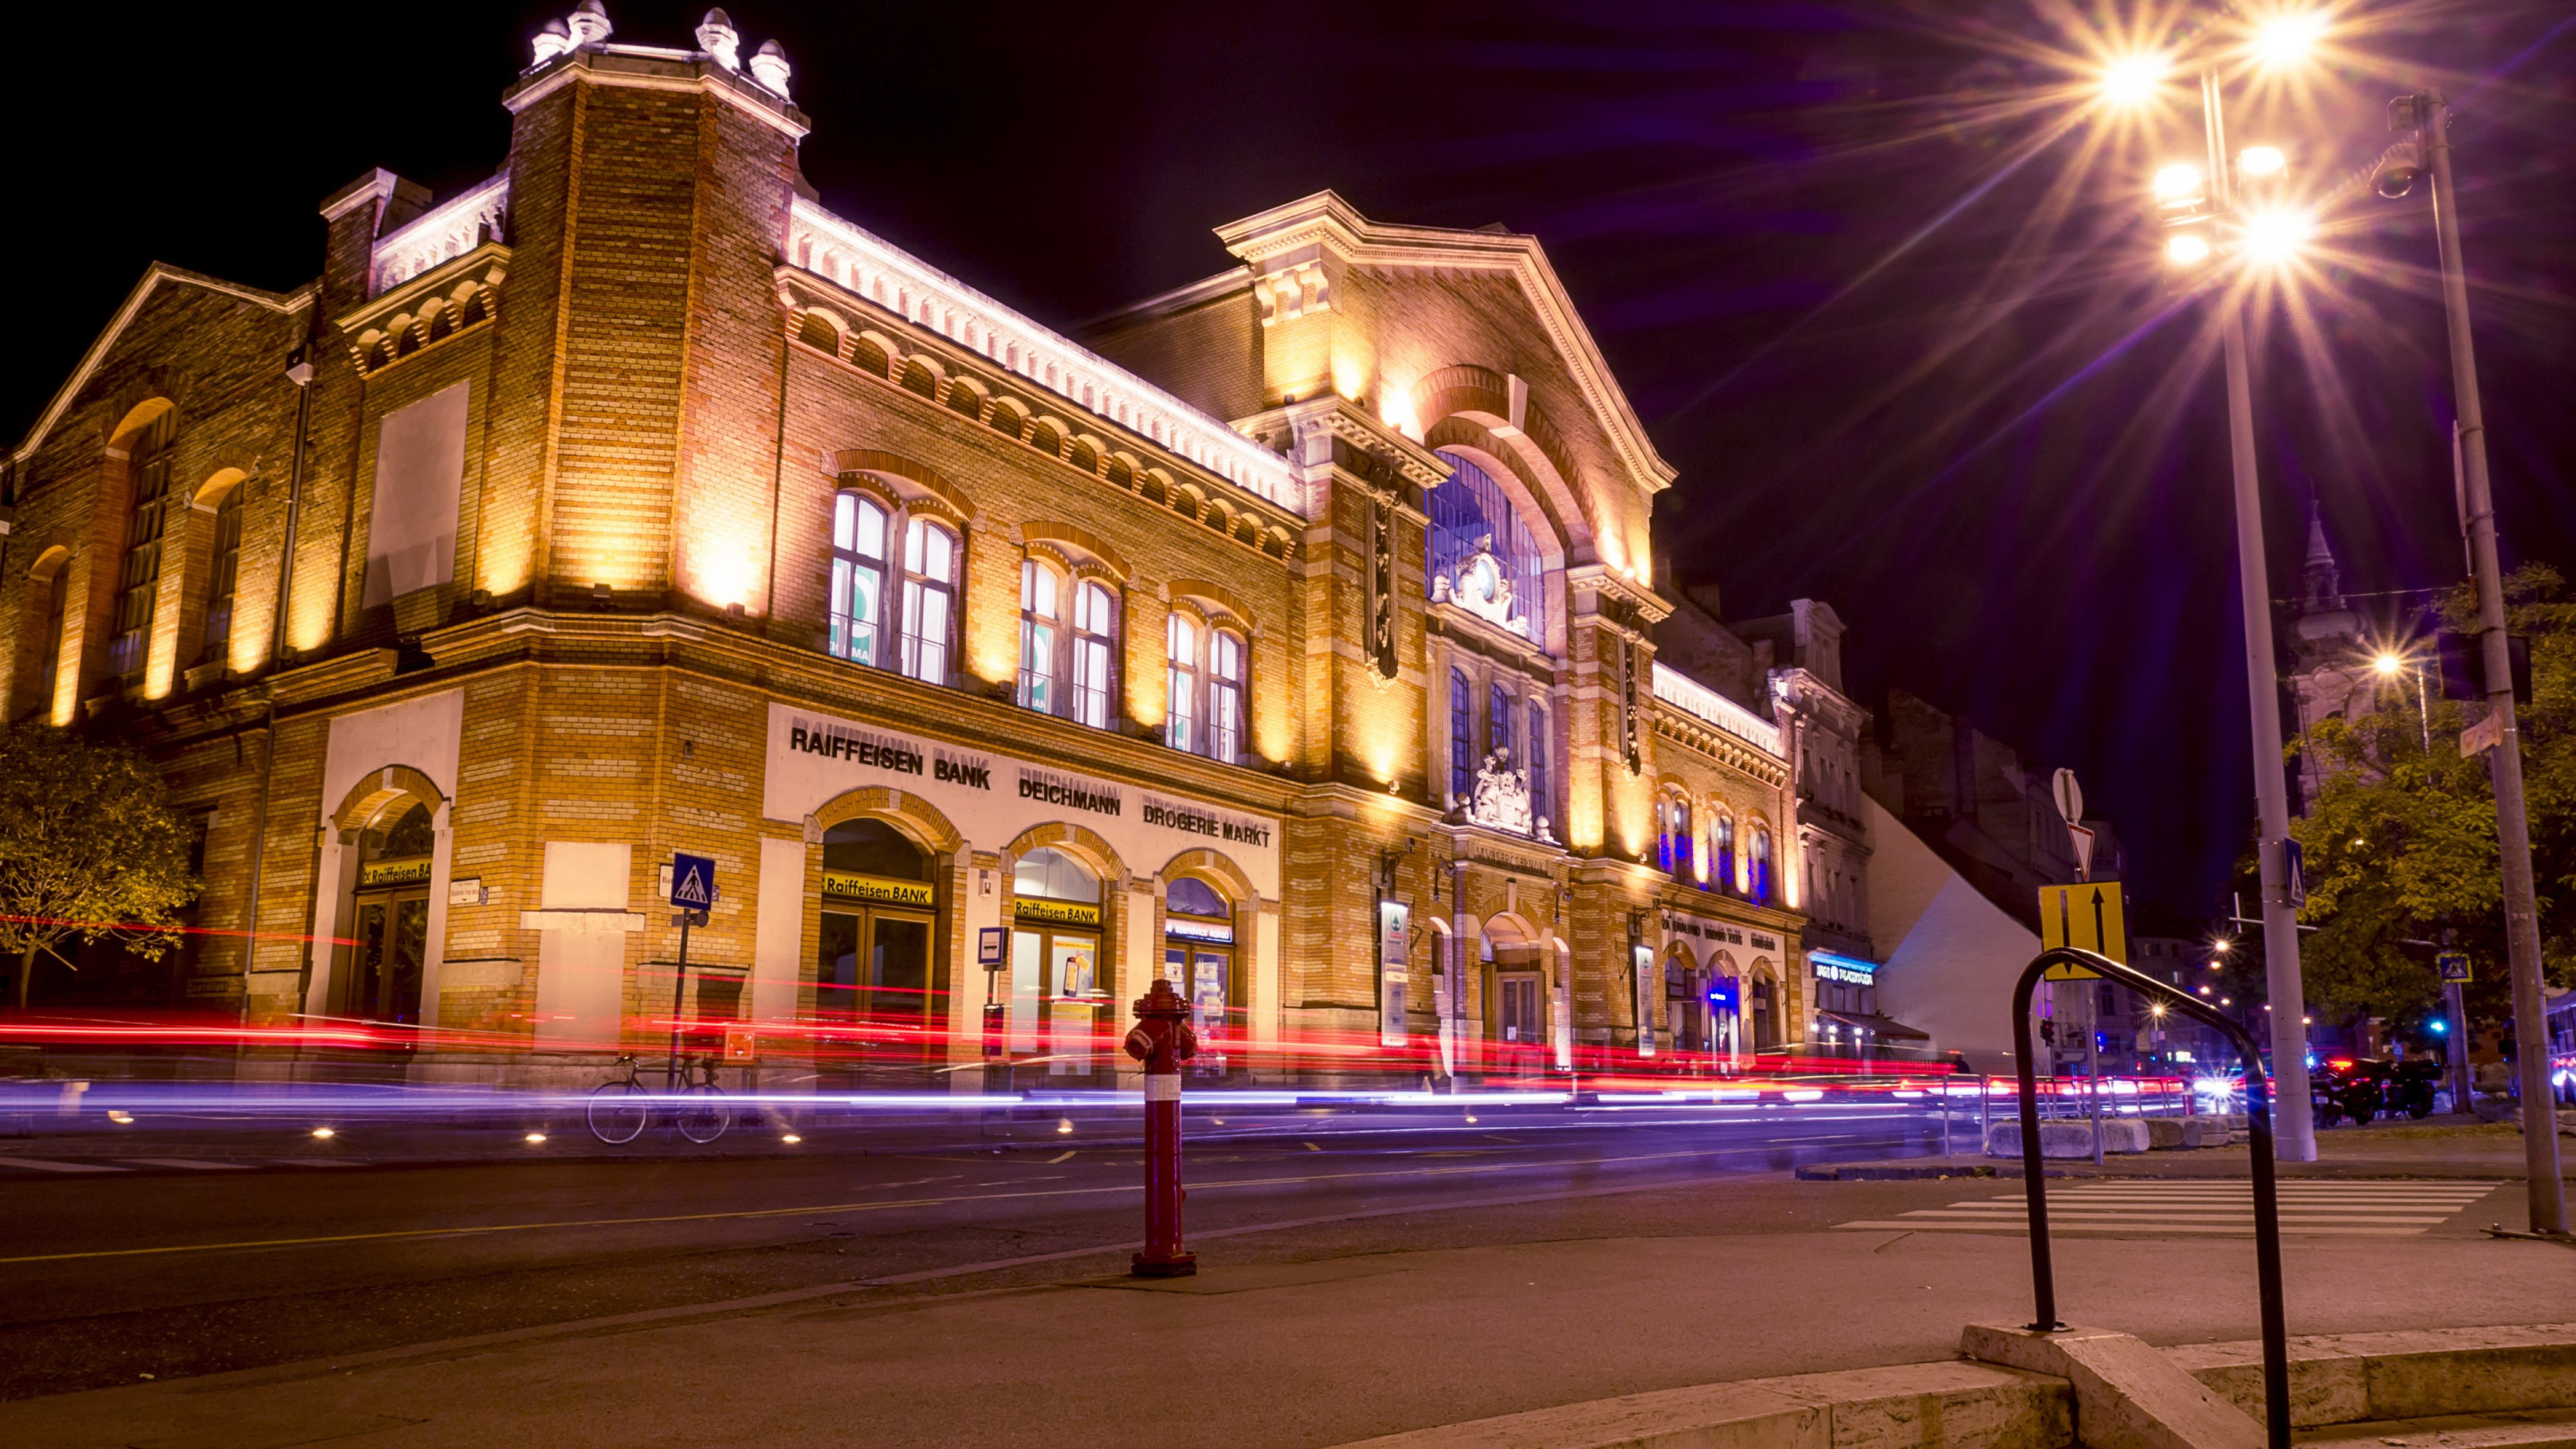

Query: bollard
[1123,977,1199,1277]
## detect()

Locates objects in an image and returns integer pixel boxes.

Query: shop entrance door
[349,891,428,1027]
[818,907,936,1026]
[1017,927,1102,1074]
[1497,972,1543,1072]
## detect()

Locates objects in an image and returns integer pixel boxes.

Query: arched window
[828,491,888,665]
[107,409,177,682]
[26,564,68,720]
[1165,613,1200,752]
[1426,451,1549,648]
[199,488,242,665]
[897,516,958,684]
[1487,681,1512,766]
[1751,825,1774,903]
[1674,797,1695,881]
[1449,668,1474,803]
[1714,812,1736,894]
[1526,701,1550,829]
[1072,580,1116,729]
[1019,558,1060,714]
[1207,628,1244,763]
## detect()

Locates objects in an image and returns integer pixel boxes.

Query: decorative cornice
[371,174,508,296]
[336,245,509,374]
[503,44,809,139]
[784,197,1302,516]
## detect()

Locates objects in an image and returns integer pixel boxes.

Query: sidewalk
[5,1175,2572,1448]
[1804,1118,2576,1182]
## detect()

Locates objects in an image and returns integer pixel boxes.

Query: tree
[0,723,199,1010]
[2290,565,2576,1034]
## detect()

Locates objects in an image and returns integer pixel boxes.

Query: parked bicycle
[587,1054,730,1145]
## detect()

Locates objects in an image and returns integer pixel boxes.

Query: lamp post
[2377,90,2566,1233]
[2144,55,2321,1161]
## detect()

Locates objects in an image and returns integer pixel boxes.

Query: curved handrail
[2010,945,2288,1449]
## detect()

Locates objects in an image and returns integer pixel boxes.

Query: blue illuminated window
[1449,668,1473,803]
[1427,451,1549,649]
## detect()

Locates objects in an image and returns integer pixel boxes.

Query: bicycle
[587,1055,730,1145]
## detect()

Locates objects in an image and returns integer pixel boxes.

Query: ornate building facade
[0,7,1813,1082]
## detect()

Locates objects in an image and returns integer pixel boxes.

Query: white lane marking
[1839,1178,2499,1238]
[0,1157,130,1174]
[120,1158,257,1172]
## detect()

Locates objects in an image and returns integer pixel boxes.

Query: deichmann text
[1018,769,1121,817]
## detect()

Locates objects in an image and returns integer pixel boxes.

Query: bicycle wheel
[678,1083,729,1144]
[588,1081,650,1145]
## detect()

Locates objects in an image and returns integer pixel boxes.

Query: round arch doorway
[817,818,941,1068]
[1481,915,1545,1075]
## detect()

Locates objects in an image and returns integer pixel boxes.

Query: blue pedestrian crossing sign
[2436,952,2471,984]
[670,852,717,911]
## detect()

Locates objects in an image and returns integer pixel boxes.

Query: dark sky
[10,2,2572,914]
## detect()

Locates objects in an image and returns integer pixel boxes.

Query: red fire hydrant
[1123,977,1199,1277]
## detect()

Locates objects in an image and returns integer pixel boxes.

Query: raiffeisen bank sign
[761,703,1280,897]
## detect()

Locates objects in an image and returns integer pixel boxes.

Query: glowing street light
[2165,232,2214,267]
[2102,53,2171,106]
[2372,651,2404,677]
[2251,12,2327,67]
[2154,163,2205,204]
[2241,209,2314,265]
[2238,146,2287,179]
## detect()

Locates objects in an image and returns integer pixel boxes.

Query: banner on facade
[1378,898,1411,1047]
[358,857,433,889]
[1632,945,1657,1057]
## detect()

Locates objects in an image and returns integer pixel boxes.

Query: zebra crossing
[1835,1178,2502,1238]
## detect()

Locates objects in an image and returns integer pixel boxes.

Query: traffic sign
[2052,768,2083,825]
[2436,951,2471,984]
[2038,880,2127,979]
[669,852,717,911]
[978,926,1010,970]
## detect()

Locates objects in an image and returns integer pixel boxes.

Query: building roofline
[11,264,313,467]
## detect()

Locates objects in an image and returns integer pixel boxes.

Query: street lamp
[2114,25,2324,1162]
[2374,89,2568,1233]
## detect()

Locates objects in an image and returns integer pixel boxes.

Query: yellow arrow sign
[2038,881,2127,979]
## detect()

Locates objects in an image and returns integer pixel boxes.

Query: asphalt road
[0,1102,1958,1401]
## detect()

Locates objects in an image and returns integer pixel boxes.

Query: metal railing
[2010,946,2289,1449]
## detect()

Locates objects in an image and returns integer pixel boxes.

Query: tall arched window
[1674,797,1695,881]
[897,516,958,684]
[828,491,888,665]
[1714,812,1736,894]
[1019,559,1060,714]
[1750,825,1774,903]
[1487,682,1512,766]
[199,488,243,665]
[107,409,178,682]
[25,562,68,720]
[1071,580,1116,730]
[1449,668,1474,803]
[1165,613,1199,752]
[1426,451,1550,648]
[1207,628,1244,763]
[1527,700,1549,829]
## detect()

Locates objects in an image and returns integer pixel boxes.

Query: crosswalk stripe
[1836,1178,2499,1238]
[0,1157,131,1174]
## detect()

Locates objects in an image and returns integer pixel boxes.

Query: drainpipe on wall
[241,340,317,1030]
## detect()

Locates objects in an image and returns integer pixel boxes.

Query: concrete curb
[1316,1359,2072,1449]
[1318,1325,2576,1449]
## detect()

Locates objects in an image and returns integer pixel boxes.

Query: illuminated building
[0,7,1807,1080]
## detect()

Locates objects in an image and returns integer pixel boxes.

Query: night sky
[10,2,2571,915]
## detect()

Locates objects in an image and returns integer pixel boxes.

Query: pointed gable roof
[1211,191,1676,498]
[10,264,311,466]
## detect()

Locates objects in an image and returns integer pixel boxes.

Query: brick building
[0,7,1811,1085]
